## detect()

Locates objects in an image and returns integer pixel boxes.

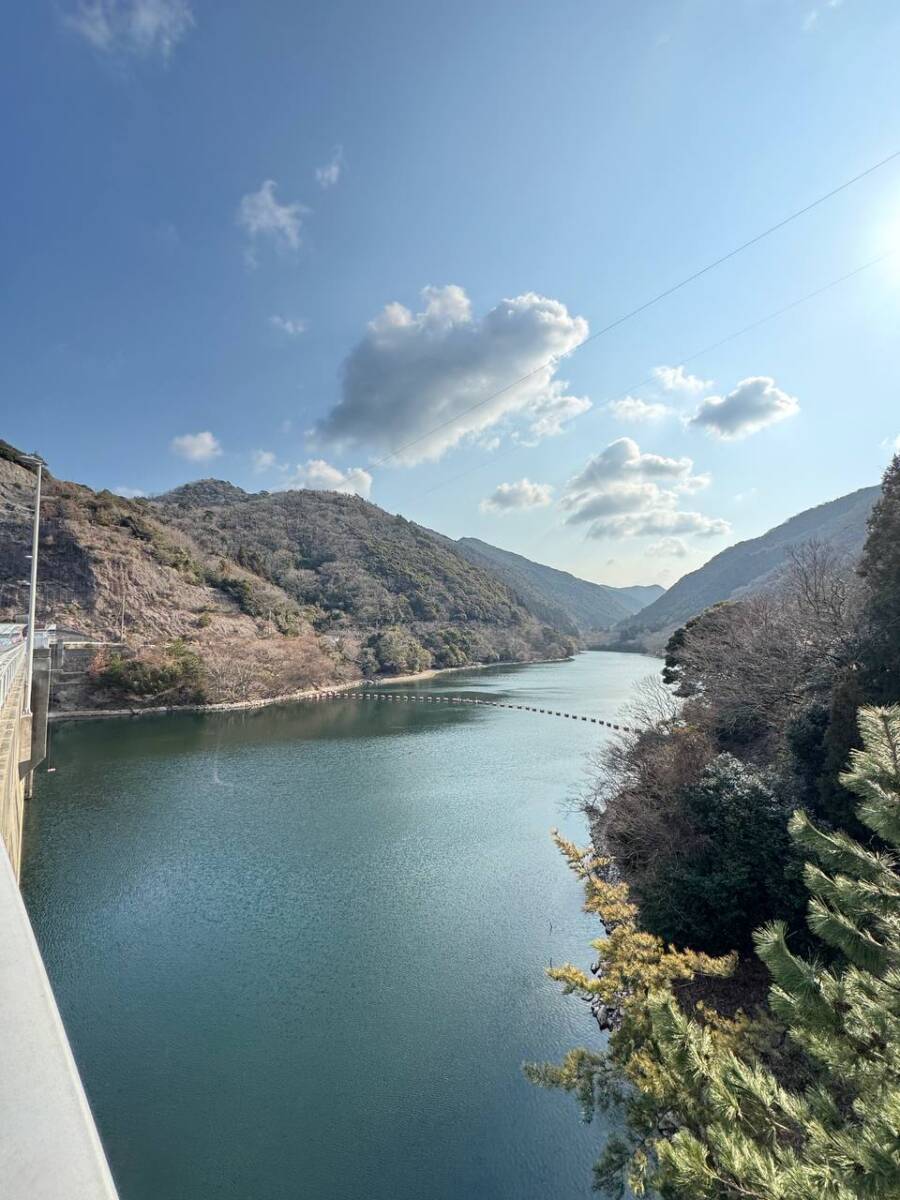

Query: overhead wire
[414,246,899,500]
[372,147,900,470]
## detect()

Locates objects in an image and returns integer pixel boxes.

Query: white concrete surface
[0,843,119,1199]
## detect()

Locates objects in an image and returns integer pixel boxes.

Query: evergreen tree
[535,707,900,1199]
[816,454,900,825]
[859,454,900,702]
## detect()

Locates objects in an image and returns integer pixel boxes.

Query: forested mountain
[0,449,576,707]
[454,537,663,635]
[616,484,879,640]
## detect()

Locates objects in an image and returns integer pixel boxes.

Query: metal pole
[24,462,42,715]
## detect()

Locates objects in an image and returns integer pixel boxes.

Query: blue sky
[3,0,899,586]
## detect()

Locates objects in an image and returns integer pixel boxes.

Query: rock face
[454,537,664,634]
[616,485,880,642]
[0,450,576,708]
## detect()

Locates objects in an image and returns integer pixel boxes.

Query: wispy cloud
[647,537,688,558]
[237,180,306,262]
[652,364,711,395]
[63,0,195,60]
[170,431,222,462]
[480,479,554,514]
[269,315,308,337]
[112,485,146,498]
[608,395,672,424]
[315,145,344,189]
[251,449,278,473]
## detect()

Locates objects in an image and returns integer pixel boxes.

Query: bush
[93,640,206,704]
[634,754,801,954]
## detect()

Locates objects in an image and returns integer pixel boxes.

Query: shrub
[634,754,802,954]
[93,640,206,704]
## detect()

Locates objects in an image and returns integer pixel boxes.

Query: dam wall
[0,639,119,1197]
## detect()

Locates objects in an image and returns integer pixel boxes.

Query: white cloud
[582,509,730,540]
[317,285,589,465]
[251,449,277,473]
[480,479,554,514]
[315,146,344,189]
[269,315,307,337]
[647,537,689,558]
[562,436,728,543]
[281,459,372,498]
[652,364,711,395]
[64,0,194,59]
[565,437,699,494]
[237,180,306,257]
[608,395,672,424]
[882,434,900,453]
[170,431,222,462]
[689,376,799,440]
[112,485,146,498]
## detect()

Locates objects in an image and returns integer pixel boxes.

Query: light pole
[21,455,44,715]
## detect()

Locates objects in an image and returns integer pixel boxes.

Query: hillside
[616,484,880,642]
[454,537,664,635]
[0,449,576,708]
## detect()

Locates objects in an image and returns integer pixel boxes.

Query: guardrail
[0,644,26,713]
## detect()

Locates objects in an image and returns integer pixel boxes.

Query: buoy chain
[309,689,633,733]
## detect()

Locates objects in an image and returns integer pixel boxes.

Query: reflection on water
[23,651,657,1200]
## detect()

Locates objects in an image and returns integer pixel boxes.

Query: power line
[374,146,900,469]
[417,245,898,499]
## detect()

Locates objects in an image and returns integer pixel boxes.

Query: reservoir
[22,651,657,1200]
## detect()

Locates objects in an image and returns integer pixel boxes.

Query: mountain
[0,456,577,709]
[616,485,880,641]
[454,537,663,634]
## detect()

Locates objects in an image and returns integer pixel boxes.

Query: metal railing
[0,644,26,713]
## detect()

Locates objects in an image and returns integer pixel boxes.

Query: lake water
[22,651,658,1200]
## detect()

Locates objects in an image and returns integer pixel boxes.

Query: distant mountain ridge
[454,536,664,634]
[617,484,880,639]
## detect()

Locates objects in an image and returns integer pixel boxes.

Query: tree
[858,453,900,701]
[534,706,900,1199]
[813,454,900,825]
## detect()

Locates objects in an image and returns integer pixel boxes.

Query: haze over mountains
[454,537,663,636]
[615,484,880,643]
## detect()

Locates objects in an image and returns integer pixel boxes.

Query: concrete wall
[0,644,120,1197]
[0,657,28,879]
[0,840,121,1199]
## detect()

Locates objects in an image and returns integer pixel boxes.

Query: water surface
[23,651,657,1200]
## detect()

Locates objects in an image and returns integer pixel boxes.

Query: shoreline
[48,655,574,723]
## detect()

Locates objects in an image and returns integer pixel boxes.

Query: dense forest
[531,454,900,1198]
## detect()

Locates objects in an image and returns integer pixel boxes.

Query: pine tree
[536,707,900,1199]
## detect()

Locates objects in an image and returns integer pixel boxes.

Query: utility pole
[23,457,43,715]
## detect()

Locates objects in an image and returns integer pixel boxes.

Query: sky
[2,0,899,586]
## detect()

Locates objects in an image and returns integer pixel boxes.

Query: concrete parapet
[0,842,120,1198]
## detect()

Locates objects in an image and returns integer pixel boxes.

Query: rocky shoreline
[49,655,573,722]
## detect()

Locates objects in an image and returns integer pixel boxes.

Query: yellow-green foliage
[531,708,900,1199]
